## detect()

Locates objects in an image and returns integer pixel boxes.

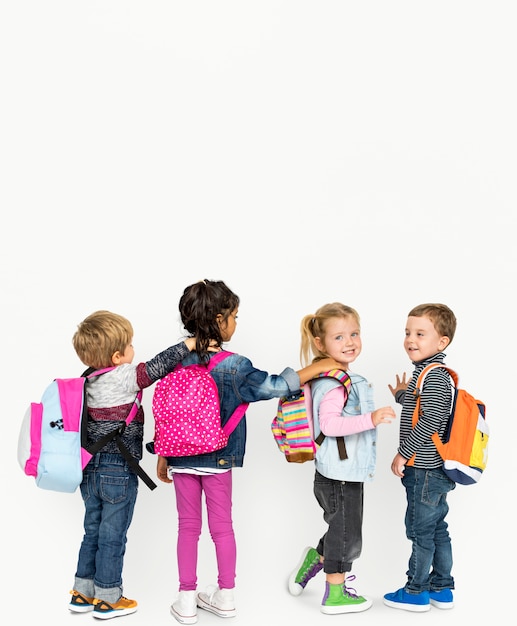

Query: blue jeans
[313,471,364,574]
[74,454,138,603]
[402,466,455,594]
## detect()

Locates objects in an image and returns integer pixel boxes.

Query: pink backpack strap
[86,366,116,379]
[207,350,249,436]
[207,350,233,370]
[223,402,248,436]
[125,389,143,426]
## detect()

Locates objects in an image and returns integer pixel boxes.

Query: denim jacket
[312,371,377,482]
[165,351,300,469]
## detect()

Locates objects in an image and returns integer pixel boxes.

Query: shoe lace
[343,574,359,599]
[204,585,219,603]
[300,558,323,585]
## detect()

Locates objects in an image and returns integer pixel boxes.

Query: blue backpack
[17,368,156,493]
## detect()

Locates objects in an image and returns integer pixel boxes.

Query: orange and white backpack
[408,364,489,485]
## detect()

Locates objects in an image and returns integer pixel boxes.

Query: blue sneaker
[383,588,430,612]
[430,588,454,609]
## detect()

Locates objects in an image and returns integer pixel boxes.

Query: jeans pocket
[422,470,452,505]
[99,474,129,504]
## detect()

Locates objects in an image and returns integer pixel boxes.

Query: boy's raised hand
[388,372,409,397]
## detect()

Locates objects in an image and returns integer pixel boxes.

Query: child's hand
[297,358,346,385]
[390,453,407,478]
[371,406,396,426]
[157,455,172,483]
[388,373,409,397]
[317,358,345,372]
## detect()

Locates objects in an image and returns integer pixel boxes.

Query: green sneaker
[321,577,372,614]
[288,547,323,596]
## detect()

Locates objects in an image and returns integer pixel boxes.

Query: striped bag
[271,369,351,463]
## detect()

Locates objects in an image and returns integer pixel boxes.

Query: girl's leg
[173,473,203,591]
[202,471,236,590]
[314,473,371,613]
[314,472,363,576]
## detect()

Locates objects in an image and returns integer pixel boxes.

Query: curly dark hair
[179,280,240,361]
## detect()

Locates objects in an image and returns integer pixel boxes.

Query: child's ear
[111,351,123,365]
[314,336,324,352]
[438,336,451,350]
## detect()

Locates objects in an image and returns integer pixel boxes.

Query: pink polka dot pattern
[152,366,229,457]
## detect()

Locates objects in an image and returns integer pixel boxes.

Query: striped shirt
[396,353,452,469]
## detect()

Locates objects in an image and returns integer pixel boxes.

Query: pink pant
[173,471,236,591]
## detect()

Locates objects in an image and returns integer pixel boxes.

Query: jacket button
[218,459,227,466]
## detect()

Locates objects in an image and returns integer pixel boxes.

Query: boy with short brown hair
[384,303,457,612]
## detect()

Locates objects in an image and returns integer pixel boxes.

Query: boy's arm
[138,338,196,387]
[388,372,409,404]
[390,452,407,477]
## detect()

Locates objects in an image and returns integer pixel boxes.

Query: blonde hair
[72,310,133,369]
[300,302,360,366]
[408,303,457,344]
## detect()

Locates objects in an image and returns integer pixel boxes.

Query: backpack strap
[412,364,457,426]
[206,350,233,370]
[314,430,348,459]
[207,350,249,437]
[223,402,249,436]
[110,398,158,490]
[312,369,352,460]
[84,369,157,490]
[414,363,458,400]
[407,363,457,467]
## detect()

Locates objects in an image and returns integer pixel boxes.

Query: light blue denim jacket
[165,351,300,469]
[312,371,377,482]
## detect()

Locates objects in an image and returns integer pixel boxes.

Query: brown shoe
[69,589,95,613]
[93,596,138,620]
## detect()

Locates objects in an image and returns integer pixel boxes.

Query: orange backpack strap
[407,364,457,466]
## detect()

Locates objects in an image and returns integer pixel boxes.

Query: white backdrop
[2,2,514,625]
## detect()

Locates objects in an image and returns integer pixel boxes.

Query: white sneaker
[197,586,236,618]
[171,590,198,624]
